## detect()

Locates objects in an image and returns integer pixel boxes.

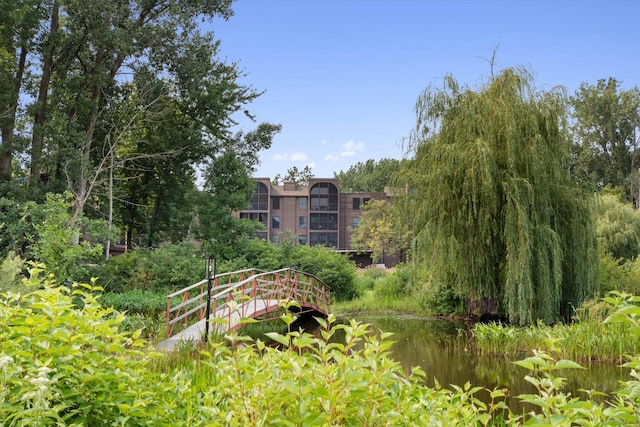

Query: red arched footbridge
[157,268,331,351]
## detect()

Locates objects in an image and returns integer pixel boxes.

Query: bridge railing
[165,268,331,338]
[165,268,264,339]
[213,268,331,329]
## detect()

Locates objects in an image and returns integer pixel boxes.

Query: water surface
[346,314,628,413]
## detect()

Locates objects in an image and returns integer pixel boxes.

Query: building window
[271,196,280,210]
[298,235,307,245]
[240,212,268,227]
[299,216,307,229]
[310,213,338,230]
[310,182,338,211]
[248,182,269,210]
[352,216,360,228]
[298,197,307,210]
[363,197,371,206]
[272,216,280,229]
[353,198,361,210]
[309,232,337,248]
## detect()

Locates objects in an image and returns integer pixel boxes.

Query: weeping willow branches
[398,69,598,325]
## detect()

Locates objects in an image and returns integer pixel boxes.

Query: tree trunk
[30,0,59,187]
[0,45,27,182]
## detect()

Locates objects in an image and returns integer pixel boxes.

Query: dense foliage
[0,0,279,258]
[570,78,640,203]
[4,266,640,425]
[222,238,358,301]
[81,238,357,301]
[350,199,409,264]
[596,191,640,262]
[398,69,599,325]
[335,158,403,192]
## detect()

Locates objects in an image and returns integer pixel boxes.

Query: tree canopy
[595,190,640,262]
[0,0,279,259]
[397,69,599,325]
[570,78,640,205]
[335,158,403,192]
[272,165,314,186]
[350,199,408,264]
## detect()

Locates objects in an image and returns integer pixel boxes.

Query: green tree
[596,190,640,262]
[273,165,314,185]
[570,78,640,204]
[0,0,45,183]
[197,123,282,258]
[28,193,106,283]
[335,158,403,192]
[398,69,599,325]
[350,199,408,264]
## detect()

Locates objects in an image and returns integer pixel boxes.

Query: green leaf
[264,332,290,347]
[554,359,584,370]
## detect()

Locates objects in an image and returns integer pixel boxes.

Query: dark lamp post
[204,255,216,342]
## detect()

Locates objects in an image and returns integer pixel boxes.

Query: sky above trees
[211,0,639,178]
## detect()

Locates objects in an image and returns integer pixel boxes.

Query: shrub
[93,242,204,293]
[98,289,167,317]
[0,252,24,294]
[290,245,357,301]
[0,265,171,425]
[28,193,105,284]
[599,250,640,295]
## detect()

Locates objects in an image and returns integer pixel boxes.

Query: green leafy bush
[599,250,640,295]
[353,268,387,296]
[93,242,204,292]
[290,244,357,301]
[0,265,170,425]
[98,289,167,317]
[0,252,24,294]
[27,193,105,284]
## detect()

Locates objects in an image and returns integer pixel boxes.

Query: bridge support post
[204,255,216,342]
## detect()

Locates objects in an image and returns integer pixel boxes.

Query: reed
[473,300,638,364]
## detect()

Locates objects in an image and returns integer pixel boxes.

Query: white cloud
[324,154,339,162]
[290,151,308,161]
[272,151,308,161]
[339,140,365,157]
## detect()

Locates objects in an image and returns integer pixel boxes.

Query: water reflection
[345,314,628,413]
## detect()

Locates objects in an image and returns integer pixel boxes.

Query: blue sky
[209,0,639,179]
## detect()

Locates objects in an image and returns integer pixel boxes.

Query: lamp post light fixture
[204,255,216,342]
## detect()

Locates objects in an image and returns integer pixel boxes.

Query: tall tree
[398,69,598,325]
[335,158,402,192]
[570,78,640,205]
[0,0,46,183]
[350,199,408,264]
[198,123,281,258]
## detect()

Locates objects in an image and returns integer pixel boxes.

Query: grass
[473,300,636,364]
[333,289,425,315]
[333,267,427,315]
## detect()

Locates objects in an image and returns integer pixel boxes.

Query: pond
[343,313,629,413]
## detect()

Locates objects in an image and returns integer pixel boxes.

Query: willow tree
[398,69,599,325]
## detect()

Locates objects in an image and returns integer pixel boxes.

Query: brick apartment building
[234,177,397,267]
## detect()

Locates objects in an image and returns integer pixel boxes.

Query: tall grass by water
[473,299,637,364]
